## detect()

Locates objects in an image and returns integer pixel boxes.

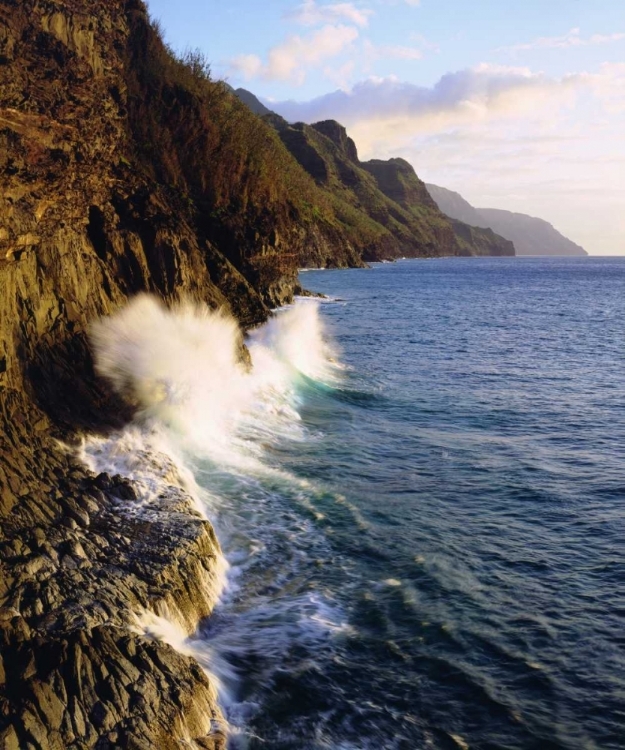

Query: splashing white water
[89,295,339,464]
[248,301,339,384]
[82,295,344,745]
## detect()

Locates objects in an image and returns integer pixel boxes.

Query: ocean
[83,256,625,750]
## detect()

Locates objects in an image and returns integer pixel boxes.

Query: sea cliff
[0,0,320,745]
[426,183,588,256]
[1,1,512,746]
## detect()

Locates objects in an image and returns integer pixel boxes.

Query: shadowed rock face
[311,120,360,164]
[0,391,227,748]
[361,160,513,256]
[361,158,438,211]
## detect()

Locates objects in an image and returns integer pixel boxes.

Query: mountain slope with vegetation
[362,158,515,257]
[234,89,514,261]
[270,116,514,260]
[477,208,588,257]
[0,1,371,746]
[426,184,588,256]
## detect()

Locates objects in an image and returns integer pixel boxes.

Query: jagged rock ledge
[1,381,230,749]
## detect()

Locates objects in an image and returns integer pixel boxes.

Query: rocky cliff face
[0,0,359,746]
[476,208,588,257]
[362,159,514,257]
[449,219,515,257]
[360,157,437,210]
[425,183,484,227]
[426,183,588,256]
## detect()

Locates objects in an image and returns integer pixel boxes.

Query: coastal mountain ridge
[234,88,515,262]
[234,88,586,259]
[426,183,588,257]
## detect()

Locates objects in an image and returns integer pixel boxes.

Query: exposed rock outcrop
[0,397,227,748]
[363,159,514,257]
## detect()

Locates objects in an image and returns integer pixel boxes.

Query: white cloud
[231,24,359,84]
[586,62,625,113]
[230,53,262,79]
[285,0,373,28]
[364,39,423,63]
[412,121,625,255]
[323,60,357,90]
[269,64,592,138]
[504,27,625,53]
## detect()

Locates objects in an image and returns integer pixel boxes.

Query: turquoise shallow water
[195,257,625,750]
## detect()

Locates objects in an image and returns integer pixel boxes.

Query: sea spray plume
[90,294,250,444]
[83,296,345,745]
[89,295,342,468]
[248,300,340,383]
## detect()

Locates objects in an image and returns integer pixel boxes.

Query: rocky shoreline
[0,1,517,746]
[1,392,228,748]
[0,1,275,745]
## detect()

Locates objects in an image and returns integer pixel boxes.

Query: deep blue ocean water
[194,257,625,750]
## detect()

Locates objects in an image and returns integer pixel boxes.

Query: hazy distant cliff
[477,209,588,257]
[426,184,588,257]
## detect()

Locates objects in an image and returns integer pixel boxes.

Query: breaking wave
[82,294,347,745]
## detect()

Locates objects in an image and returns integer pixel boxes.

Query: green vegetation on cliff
[239,99,514,261]
[361,157,514,257]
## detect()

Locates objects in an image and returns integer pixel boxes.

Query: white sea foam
[89,295,339,463]
[81,295,347,745]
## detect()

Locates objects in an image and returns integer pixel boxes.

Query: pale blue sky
[145,0,625,254]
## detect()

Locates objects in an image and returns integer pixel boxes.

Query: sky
[145,0,625,255]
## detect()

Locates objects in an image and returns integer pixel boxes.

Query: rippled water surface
[195,257,625,750]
